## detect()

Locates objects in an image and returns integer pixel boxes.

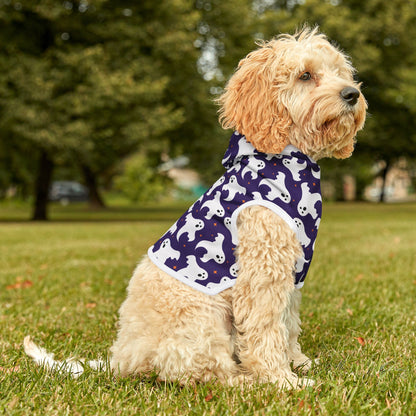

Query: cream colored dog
[25,27,366,388]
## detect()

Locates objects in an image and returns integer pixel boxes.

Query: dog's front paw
[280,374,315,389]
[293,355,319,373]
[299,377,315,388]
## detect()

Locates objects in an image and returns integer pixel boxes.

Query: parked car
[49,181,89,205]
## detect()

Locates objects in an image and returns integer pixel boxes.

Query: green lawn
[0,202,415,415]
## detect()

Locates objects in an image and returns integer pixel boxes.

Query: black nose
[340,87,360,106]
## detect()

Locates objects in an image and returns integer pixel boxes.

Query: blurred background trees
[0,0,415,219]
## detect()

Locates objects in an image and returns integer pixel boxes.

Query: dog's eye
[299,72,312,81]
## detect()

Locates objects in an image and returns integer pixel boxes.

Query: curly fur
[218,27,366,159]
[25,27,366,389]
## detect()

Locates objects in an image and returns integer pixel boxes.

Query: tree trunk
[81,164,106,209]
[379,160,390,203]
[32,150,54,221]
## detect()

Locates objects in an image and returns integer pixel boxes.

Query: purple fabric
[148,132,322,295]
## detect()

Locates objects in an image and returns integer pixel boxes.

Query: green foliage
[0,1,191,163]
[163,0,255,184]
[0,0,256,200]
[114,153,171,203]
[1,0,416,204]
[0,130,37,198]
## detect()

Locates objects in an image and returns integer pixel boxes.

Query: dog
[24,27,366,388]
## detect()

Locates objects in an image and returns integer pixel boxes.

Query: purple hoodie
[148,132,322,295]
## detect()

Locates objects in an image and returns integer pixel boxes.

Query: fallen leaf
[6,284,18,290]
[85,303,97,309]
[298,399,305,410]
[204,390,213,402]
[354,274,364,281]
[308,312,314,317]
[355,337,366,346]
[6,280,33,290]
[346,308,353,316]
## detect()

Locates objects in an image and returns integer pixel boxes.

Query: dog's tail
[23,336,106,378]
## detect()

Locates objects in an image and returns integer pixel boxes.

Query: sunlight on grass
[0,202,415,415]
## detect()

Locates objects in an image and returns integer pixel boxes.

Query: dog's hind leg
[151,294,241,385]
[110,258,241,384]
[232,205,314,388]
[285,289,316,373]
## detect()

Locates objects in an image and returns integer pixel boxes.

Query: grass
[0,201,415,415]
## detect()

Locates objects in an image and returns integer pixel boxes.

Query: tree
[188,0,255,183]
[0,0,260,217]
[114,153,171,203]
[0,1,195,219]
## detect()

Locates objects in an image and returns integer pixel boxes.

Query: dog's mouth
[321,95,366,132]
[318,114,359,159]
[321,117,347,136]
[321,108,361,135]
[292,93,367,160]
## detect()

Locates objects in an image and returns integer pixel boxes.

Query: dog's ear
[218,45,292,154]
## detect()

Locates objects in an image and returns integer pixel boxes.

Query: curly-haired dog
[25,27,366,388]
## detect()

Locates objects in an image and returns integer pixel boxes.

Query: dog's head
[218,27,367,160]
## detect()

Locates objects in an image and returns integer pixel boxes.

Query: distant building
[159,156,206,198]
[364,158,415,202]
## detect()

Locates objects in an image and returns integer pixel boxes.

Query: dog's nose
[340,87,360,106]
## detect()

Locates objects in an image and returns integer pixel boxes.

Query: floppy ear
[218,45,292,154]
